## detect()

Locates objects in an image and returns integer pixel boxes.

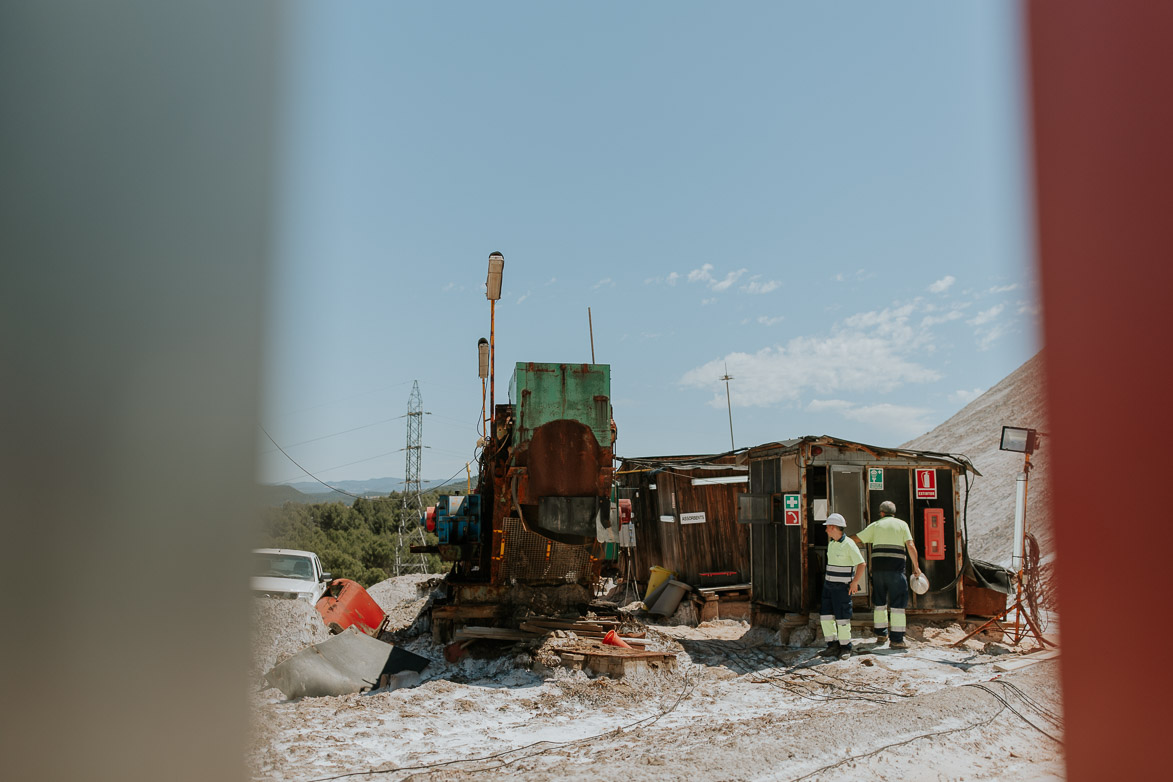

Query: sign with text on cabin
[868,468,883,490]
[915,468,937,499]
[680,512,706,525]
[783,493,801,525]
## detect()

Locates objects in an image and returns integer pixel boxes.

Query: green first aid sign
[868,468,883,489]
[782,493,800,526]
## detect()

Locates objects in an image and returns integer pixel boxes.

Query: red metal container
[315,578,386,636]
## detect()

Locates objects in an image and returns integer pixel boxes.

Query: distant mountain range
[261,475,474,505]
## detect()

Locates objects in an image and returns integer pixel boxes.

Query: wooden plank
[697,583,752,595]
[432,604,507,620]
[453,627,539,641]
[994,649,1060,672]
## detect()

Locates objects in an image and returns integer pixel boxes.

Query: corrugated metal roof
[746,435,981,477]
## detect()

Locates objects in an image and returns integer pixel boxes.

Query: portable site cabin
[740,436,978,622]
[615,454,750,587]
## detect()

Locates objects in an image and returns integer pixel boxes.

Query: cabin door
[830,465,868,597]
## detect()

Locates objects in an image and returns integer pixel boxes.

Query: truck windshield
[254,553,314,580]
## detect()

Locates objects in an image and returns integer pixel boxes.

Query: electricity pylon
[396,380,430,574]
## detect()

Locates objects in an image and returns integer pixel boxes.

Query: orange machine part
[315,578,386,636]
[923,508,945,561]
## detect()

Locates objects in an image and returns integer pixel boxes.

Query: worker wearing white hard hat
[851,500,924,649]
[817,513,865,660]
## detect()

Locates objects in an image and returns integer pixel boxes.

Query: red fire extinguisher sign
[915,468,937,499]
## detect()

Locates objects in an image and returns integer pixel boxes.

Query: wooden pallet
[556,643,677,678]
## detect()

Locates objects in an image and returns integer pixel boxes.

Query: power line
[259,425,373,500]
[259,414,407,453]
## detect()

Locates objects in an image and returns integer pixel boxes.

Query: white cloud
[443,282,456,292]
[834,269,874,283]
[949,388,985,405]
[976,321,1011,350]
[688,263,715,284]
[681,303,942,409]
[701,297,716,306]
[592,277,615,290]
[545,277,557,286]
[516,293,528,304]
[807,399,854,413]
[929,275,956,294]
[920,309,964,327]
[965,304,1010,349]
[687,264,747,292]
[644,271,681,286]
[757,315,784,326]
[711,269,747,291]
[742,279,781,295]
[989,283,1018,293]
[968,304,1004,326]
[807,399,934,439]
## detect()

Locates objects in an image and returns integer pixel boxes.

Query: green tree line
[257,490,450,587]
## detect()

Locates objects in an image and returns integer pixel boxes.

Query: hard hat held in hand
[910,573,930,594]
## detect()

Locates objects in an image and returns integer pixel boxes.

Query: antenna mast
[721,363,735,451]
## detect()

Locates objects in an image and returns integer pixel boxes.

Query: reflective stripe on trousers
[871,569,910,641]
[819,615,851,644]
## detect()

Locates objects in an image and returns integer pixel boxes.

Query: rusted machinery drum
[526,418,605,543]
[526,418,603,497]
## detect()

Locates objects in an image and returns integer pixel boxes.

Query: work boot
[889,639,909,649]
[872,635,889,648]
[817,641,841,657]
[838,644,852,660]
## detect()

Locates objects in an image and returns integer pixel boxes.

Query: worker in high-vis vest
[818,513,865,660]
[852,500,923,649]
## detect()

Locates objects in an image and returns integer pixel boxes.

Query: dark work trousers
[871,569,909,642]
[820,581,853,646]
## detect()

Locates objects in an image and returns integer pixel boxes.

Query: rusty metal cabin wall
[746,438,966,616]
[617,458,749,587]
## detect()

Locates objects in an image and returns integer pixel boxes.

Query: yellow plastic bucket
[644,566,674,603]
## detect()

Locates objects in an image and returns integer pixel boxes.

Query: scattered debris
[263,627,428,699]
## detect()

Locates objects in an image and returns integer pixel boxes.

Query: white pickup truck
[251,548,333,603]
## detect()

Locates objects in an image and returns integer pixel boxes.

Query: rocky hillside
[903,352,1051,568]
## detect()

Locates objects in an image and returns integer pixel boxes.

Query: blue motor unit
[433,494,482,546]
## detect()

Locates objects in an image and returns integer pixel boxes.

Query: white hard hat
[910,573,929,594]
[823,513,847,528]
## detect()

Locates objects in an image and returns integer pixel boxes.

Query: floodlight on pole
[486,253,504,432]
[477,337,490,440]
[477,337,489,379]
[486,252,504,301]
[955,424,1054,650]
[1000,425,1038,454]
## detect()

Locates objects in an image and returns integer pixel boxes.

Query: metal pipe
[1012,469,1027,571]
[588,307,595,364]
[489,298,496,432]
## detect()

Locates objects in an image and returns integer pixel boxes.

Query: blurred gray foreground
[0,3,281,781]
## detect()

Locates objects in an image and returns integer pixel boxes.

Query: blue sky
[259,1,1037,487]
